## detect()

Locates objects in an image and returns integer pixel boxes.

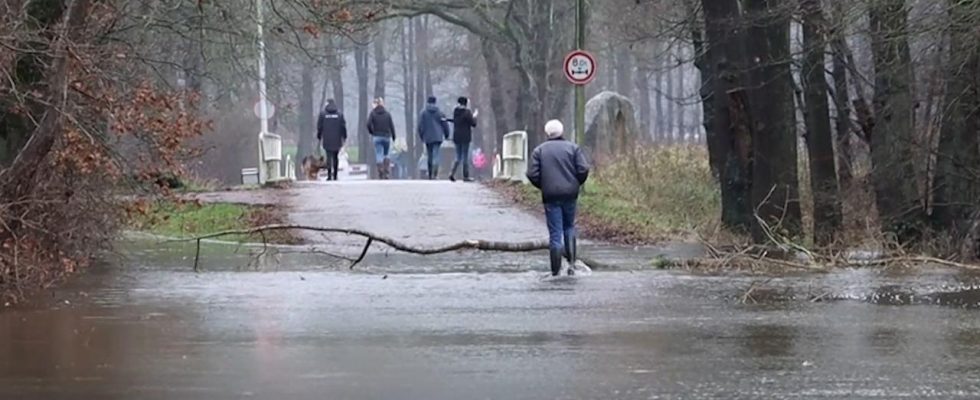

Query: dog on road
[301,155,326,181]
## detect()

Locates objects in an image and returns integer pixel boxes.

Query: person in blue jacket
[417,96,451,180]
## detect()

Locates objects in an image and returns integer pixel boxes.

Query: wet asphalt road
[4,182,980,399]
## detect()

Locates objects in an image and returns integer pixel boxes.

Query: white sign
[253,99,276,120]
[564,50,597,85]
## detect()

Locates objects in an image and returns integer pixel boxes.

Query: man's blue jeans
[544,199,577,253]
[373,136,391,164]
[425,142,442,176]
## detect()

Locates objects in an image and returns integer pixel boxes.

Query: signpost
[566,47,596,144]
[253,99,276,121]
[572,0,589,144]
[564,50,597,85]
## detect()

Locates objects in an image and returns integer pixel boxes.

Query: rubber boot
[449,161,459,182]
[550,248,563,276]
[382,158,391,180]
[431,166,439,180]
[564,235,577,276]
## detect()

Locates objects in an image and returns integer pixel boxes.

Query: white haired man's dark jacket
[526,138,591,203]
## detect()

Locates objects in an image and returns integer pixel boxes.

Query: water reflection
[5,242,980,398]
[863,327,907,357]
[738,324,799,372]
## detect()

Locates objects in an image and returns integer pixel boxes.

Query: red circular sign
[564,50,597,85]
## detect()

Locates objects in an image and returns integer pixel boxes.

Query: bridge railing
[258,132,283,183]
[497,131,528,183]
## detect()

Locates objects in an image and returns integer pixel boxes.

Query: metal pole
[256,0,269,136]
[255,0,270,183]
[574,0,586,145]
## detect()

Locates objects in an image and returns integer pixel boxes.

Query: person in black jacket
[316,99,347,181]
[367,98,397,180]
[526,119,591,276]
[449,96,478,182]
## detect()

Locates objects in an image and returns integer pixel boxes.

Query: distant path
[285,181,546,249]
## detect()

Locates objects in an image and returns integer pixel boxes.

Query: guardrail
[257,132,283,183]
[498,131,528,183]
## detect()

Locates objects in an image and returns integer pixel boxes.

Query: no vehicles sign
[564,50,597,85]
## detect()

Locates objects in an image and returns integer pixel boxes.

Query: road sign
[253,99,276,120]
[564,50,597,85]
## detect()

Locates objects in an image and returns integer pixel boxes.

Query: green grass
[127,201,301,244]
[502,146,721,243]
[591,145,720,236]
[130,202,252,239]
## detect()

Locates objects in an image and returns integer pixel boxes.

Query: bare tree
[933,0,980,256]
[744,0,801,241]
[701,0,753,231]
[869,0,920,240]
[802,0,842,245]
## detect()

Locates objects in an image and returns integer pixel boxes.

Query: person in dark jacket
[417,96,450,180]
[367,98,397,180]
[526,119,591,276]
[449,96,478,182]
[316,99,347,181]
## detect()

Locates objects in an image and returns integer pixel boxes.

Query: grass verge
[490,145,724,245]
[127,200,300,244]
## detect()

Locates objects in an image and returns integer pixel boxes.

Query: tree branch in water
[182,224,552,270]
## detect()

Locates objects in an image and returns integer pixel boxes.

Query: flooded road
[5,241,980,399]
[6,182,980,399]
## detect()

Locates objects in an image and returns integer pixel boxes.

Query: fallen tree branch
[852,256,980,271]
[182,224,552,270]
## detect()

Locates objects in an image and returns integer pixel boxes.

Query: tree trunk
[933,0,980,251]
[675,46,687,142]
[374,34,385,100]
[328,39,345,114]
[830,0,853,194]
[701,0,754,231]
[414,18,428,169]
[665,49,676,144]
[2,0,91,201]
[802,0,842,245]
[297,61,314,172]
[466,33,484,149]
[869,0,921,240]
[354,44,370,168]
[654,50,665,142]
[691,15,719,176]
[744,0,802,242]
[402,19,416,177]
[615,46,633,99]
[637,61,653,139]
[481,38,510,156]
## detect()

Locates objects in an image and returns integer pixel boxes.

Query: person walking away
[450,97,478,182]
[526,120,590,276]
[417,96,450,180]
[367,98,397,180]
[316,99,347,181]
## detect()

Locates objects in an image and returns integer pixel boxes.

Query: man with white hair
[526,119,591,276]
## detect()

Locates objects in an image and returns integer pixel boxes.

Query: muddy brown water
[5,240,980,399]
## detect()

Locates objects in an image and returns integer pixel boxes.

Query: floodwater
[5,240,980,399]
